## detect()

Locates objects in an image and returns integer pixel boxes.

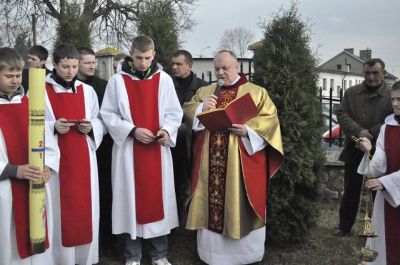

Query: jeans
[123,234,168,262]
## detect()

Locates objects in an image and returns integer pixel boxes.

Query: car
[322,113,344,147]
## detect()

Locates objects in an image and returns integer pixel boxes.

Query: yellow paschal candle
[28,68,47,254]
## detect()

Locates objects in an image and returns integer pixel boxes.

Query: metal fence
[319,87,344,147]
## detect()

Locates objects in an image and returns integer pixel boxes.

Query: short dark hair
[77,47,95,59]
[173,50,193,64]
[131,36,154,53]
[364,58,385,70]
[392,81,400,91]
[0,47,24,71]
[53,45,79,64]
[28,45,49,61]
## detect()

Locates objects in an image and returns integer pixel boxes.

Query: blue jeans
[123,234,168,262]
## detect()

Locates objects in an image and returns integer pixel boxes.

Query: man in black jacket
[76,47,114,254]
[171,50,208,226]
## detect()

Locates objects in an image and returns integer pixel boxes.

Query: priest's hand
[77,119,92,134]
[156,129,169,146]
[16,164,43,181]
[229,124,248,137]
[134,127,157,144]
[55,118,74,134]
[202,95,218,111]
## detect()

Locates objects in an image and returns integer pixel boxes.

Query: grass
[99,198,366,265]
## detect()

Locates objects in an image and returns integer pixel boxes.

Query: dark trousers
[338,162,363,232]
[123,234,168,262]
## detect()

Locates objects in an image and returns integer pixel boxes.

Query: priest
[183,50,284,265]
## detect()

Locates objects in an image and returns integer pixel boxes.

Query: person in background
[183,50,283,265]
[101,36,182,265]
[170,49,208,225]
[76,47,115,256]
[335,58,392,236]
[357,80,400,265]
[113,53,127,73]
[0,47,59,265]
[45,44,103,265]
[22,45,51,93]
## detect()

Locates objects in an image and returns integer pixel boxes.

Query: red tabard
[46,84,92,246]
[0,97,49,258]
[122,73,164,224]
[383,125,400,265]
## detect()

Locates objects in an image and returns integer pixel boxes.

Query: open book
[196,92,258,132]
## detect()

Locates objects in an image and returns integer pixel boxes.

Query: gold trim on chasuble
[185,83,276,239]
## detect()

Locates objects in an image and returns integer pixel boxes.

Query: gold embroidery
[208,89,238,233]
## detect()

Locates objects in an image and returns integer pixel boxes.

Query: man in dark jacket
[21,45,51,94]
[171,50,208,225]
[76,47,114,254]
[335,58,393,236]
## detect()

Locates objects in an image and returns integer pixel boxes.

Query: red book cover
[196,92,258,132]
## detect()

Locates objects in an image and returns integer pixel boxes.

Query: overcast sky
[181,0,400,77]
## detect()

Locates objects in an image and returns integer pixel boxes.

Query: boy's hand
[134,127,157,144]
[357,137,372,154]
[156,130,169,146]
[55,118,74,134]
[77,119,92,134]
[16,164,43,181]
[43,166,51,183]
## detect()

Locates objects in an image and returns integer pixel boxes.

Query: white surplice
[45,76,103,265]
[100,69,182,239]
[358,114,400,265]
[0,94,60,265]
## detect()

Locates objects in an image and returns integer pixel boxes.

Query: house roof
[318,50,365,69]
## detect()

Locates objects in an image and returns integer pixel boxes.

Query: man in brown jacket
[335,58,393,236]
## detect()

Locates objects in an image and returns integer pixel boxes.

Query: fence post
[329,87,333,147]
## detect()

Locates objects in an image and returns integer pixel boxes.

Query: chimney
[359,49,372,61]
[344,48,354,54]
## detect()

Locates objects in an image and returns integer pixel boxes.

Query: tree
[13,32,30,60]
[0,0,195,49]
[253,3,324,242]
[136,0,180,73]
[217,27,254,58]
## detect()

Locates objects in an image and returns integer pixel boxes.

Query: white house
[318,48,398,98]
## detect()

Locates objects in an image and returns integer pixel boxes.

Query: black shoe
[333,228,349,237]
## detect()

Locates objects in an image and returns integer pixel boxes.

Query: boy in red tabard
[0,47,60,265]
[101,36,183,265]
[45,45,103,265]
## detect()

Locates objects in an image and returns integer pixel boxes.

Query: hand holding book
[196,92,258,132]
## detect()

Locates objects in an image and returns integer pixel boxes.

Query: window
[337,64,342,70]
[330,79,334,89]
[322,78,327,91]
[343,80,347,89]
[349,80,352,87]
